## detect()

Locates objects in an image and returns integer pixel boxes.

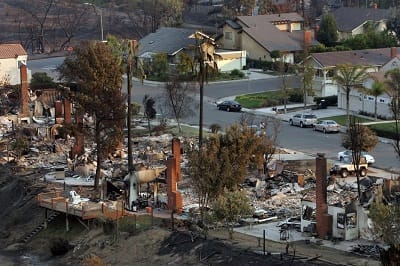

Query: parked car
[216,100,242,112]
[337,150,375,165]
[289,113,317,128]
[313,120,340,133]
[330,157,368,178]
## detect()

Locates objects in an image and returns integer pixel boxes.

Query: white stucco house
[0,44,28,85]
[308,47,399,118]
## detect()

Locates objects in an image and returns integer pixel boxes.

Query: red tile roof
[0,44,27,59]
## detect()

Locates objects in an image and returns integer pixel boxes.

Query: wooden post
[65,201,69,232]
[44,209,48,229]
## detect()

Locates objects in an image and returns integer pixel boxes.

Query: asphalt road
[27,57,400,172]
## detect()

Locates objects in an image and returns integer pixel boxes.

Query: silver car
[313,120,341,133]
[289,113,317,128]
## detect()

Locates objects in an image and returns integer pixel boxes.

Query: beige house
[218,13,318,63]
[0,44,28,85]
[308,47,399,118]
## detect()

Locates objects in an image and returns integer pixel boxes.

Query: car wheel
[217,106,221,110]
[323,128,327,134]
[360,168,367,177]
[340,169,349,178]
[289,120,293,126]
[339,156,344,162]
[300,122,304,128]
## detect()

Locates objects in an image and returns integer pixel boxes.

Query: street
[27,57,400,172]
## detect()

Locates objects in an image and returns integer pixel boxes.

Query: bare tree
[15,0,56,53]
[55,1,90,51]
[163,78,197,133]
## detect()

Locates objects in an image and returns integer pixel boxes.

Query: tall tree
[57,41,126,190]
[316,13,339,47]
[191,31,218,147]
[163,78,197,133]
[333,64,369,128]
[343,117,378,202]
[384,68,400,159]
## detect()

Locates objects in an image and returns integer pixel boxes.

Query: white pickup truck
[329,157,368,178]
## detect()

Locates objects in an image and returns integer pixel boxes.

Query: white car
[337,150,375,165]
[313,120,341,133]
[289,113,317,128]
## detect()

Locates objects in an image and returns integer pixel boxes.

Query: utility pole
[126,40,134,171]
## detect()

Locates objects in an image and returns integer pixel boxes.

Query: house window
[225,32,232,40]
[379,98,385,103]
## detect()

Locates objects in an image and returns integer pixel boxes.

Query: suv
[329,157,368,178]
[289,113,317,128]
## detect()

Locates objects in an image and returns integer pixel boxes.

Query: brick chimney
[55,100,63,124]
[19,64,29,116]
[172,138,182,181]
[166,138,183,214]
[391,47,397,59]
[63,98,71,123]
[304,30,312,47]
[315,153,332,238]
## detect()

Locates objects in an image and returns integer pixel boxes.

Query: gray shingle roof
[243,24,302,52]
[331,7,390,32]
[138,27,198,56]
[232,13,309,52]
[311,47,400,68]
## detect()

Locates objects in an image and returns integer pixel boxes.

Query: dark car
[217,100,242,112]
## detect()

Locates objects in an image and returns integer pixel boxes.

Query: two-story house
[218,13,318,63]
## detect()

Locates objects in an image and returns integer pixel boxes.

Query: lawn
[322,115,373,125]
[235,91,284,109]
[323,115,398,139]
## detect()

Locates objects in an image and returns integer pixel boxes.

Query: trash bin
[319,99,327,109]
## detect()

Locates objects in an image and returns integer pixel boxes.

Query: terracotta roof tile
[0,44,27,59]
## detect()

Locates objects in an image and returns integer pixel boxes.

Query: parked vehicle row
[289,113,341,134]
[337,150,375,165]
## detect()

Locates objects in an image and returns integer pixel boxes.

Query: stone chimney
[19,64,29,116]
[391,47,397,59]
[315,153,332,238]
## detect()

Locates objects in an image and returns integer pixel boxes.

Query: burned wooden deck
[36,190,125,220]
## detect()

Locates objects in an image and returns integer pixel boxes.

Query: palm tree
[333,64,369,128]
[364,81,386,120]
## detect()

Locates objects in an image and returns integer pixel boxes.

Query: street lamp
[84,2,104,42]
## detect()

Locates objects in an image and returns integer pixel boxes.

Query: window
[337,213,345,229]
[346,213,357,229]
[225,32,232,40]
